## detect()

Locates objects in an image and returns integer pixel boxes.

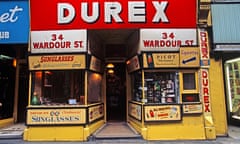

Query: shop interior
[90,29,138,122]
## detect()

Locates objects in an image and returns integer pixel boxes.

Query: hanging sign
[126,55,141,73]
[140,29,197,51]
[89,55,104,73]
[31,30,87,53]
[30,0,196,30]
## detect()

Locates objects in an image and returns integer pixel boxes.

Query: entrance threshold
[92,122,142,140]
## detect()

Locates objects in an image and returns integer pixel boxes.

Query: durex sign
[30,0,196,30]
[0,1,29,44]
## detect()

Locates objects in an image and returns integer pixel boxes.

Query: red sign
[199,29,210,67]
[201,69,211,113]
[30,0,196,30]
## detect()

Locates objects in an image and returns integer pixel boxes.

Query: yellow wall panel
[209,59,228,136]
[146,116,205,140]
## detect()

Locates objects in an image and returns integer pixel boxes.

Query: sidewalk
[0,123,239,144]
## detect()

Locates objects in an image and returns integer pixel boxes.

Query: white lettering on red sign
[199,31,209,59]
[201,69,211,113]
[57,1,169,24]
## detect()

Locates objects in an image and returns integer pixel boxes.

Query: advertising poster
[143,53,179,68]
[27,108,86,125]
[88,104,104,123]
[129,102,142,121]
[144,105,181,122]
[183,103,203,114]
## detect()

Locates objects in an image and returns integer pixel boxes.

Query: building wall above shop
[212,4,240,44]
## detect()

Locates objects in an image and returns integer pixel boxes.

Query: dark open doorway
[106,63,126,122]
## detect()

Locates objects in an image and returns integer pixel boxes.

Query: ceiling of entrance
[91,29,138,45]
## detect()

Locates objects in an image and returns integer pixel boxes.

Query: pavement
[0,123,239,144]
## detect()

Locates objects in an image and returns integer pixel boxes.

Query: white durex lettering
[152,1,169,23]
[81,2,99,23]
[128,2,145,22]
[104,2,122,23]
[57,3,75,24]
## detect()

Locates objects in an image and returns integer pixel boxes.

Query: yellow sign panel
[144,105,181,121]
[27,108,86,125]
[88,104,104,123]
[180,47,200,67]
[29,54,86,70]
[143,53,179,68]
[183,103,203,114]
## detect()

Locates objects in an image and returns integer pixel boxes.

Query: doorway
[106,63,126,121]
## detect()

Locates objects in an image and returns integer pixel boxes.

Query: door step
[90,122,143,140]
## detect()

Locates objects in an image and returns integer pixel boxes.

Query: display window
[30,70,85,105]
[131,70,180,104]
[225,58,240,120]
[131,70,200,104]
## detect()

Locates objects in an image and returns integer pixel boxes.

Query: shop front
[24,0,227,141]
[0,0,29,127]
[212,2,240,125]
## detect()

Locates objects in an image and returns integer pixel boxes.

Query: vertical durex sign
[0,1,29,44]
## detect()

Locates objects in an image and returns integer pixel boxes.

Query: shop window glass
[183,73,196,90]
[131,71,142,102]
[31,70,84,105]
[87,71,103,104]
[144,72,179,104]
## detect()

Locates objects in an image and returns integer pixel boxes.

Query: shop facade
[0,0,29,127]
[24,0,227,141]
[211,1,240,125]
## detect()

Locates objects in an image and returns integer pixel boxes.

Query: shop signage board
[140,29,197,51]
[88,104,104,123]
[89,55,104,73]
[0,0,29,44]
[30,0,196,30]
[126,55,141,73]
[143,53,179,68]
[144,105,181,122]
[28,54,86,70]
[199,29,210,67]
[129,102,142,121]
[31,30,87,53]
[26,108,86,125]
[200,69,211,114]
[183,103,203,114]
[180,47,200,67]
